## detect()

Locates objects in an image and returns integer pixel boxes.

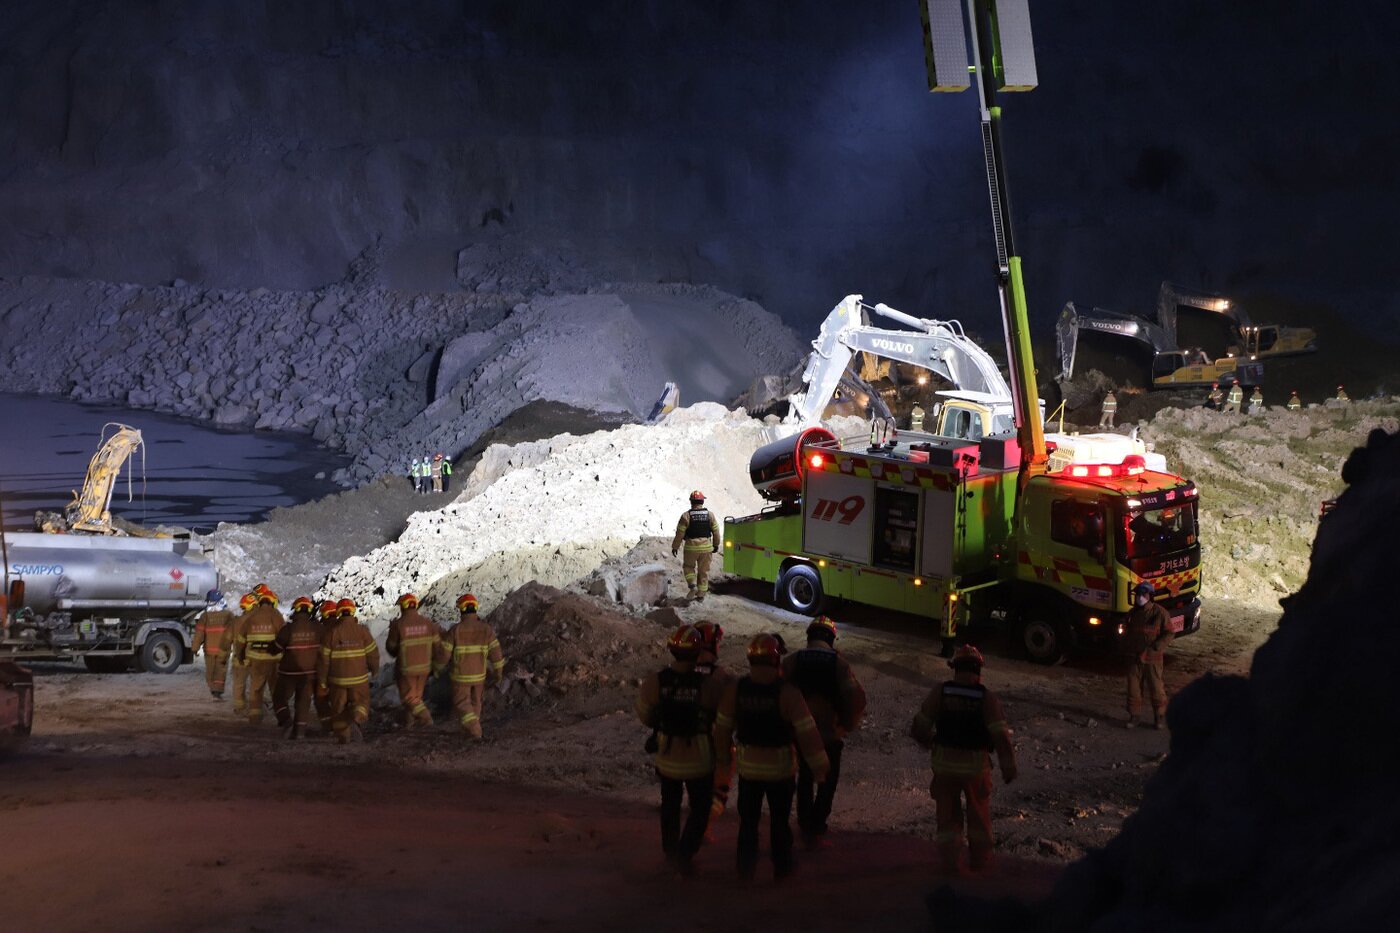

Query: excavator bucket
[645,382,680,424]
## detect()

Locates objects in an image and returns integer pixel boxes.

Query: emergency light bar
[1066,454,1148,480]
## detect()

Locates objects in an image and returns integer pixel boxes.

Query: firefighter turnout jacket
[444,614,505,686]
[635,662,725,779]
[911,679,1016,779]
[1124,600,1174,662]
[714,675,830,782]
[236,604,285,664]
[275,611,323,675]
[781,645,867,743]
[672,507,721,554]
[193,609,235,656]
[317,616,381,689]
[386,607,444,676]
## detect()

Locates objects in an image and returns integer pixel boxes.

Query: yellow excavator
[38,423,165,537]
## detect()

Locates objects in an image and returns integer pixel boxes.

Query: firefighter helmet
[806,615,837,645]
[253,583,273,596]
[455,593,479,613]
[319,600,339,618]
[746,633,783,666]
[1133,581,1155,598]
[258,589,279,606]
[205,589,223,603]
[239,593,258,611]
[694,620,724,652]
[689,490,705,503]
[668,624,703,657]
[336,598,357,617]
[397,593,419,610]
[949,644,985,672]
[291,596,315,615]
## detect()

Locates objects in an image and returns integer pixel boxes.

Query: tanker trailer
[1,532,219,673]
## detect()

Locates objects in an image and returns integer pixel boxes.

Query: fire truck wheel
[138,632,183,675]
[1019,617,1067,665]
[777,564,824,615]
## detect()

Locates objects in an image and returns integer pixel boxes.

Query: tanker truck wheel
[138,632,183,675]
[1020,616,1067,666]
[777,564,824,616]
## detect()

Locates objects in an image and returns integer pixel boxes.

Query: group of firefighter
[191,585,504,743]
[1101,383,1352,426]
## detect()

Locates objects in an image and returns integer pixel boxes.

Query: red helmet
[949,644,985,672]
[668,625,703,657]
[689,490,705,502]
[746,633,783,666]
[693,620,724,652]
[456,593,479,614]
[336,598,357,617]
[806,615,837,645]
[319,600,339,618]
[291,596,315,615]
[239,593,258,611]
[259,589,279,606]
[253,583,273,597]
[397,593,419,610]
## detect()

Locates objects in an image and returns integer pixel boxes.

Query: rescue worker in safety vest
[1287,390,1302,411]
[1224,382,1244,414]
[235,586,285,725]
[1248,386,1264,414]
[1334,384,1350,403]
[1207,383,1223,410]
[311,600,340,731]
[911,645,1018,875]
[272,597,321,739]
[443,594,505,738]
[672,490,721,602]
[229,593,259,714]
[316,598,380,744]
[385,593,443,728]
[1099,390,1117,428]
[1124,582,1174,729]
[192,589,234,700]
[635,625,725,874]
[693,621,735,827]
[714,634,830,881]
[781,615,868,847]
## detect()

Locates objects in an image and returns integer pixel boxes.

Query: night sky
[2,0,1397,335]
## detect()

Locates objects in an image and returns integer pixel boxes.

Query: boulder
[618,562,669,609]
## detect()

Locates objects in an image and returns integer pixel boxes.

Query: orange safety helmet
[336,598,357,617]
[455,593,479,614]
[746,633,783,666]
[949,644,985,672]
[693,620,724,652]
[319,600,339,618]
[668,624,703,657]
[238,593,258,611]
[253,583,272,596]
[806,615,837,645]
[397,593,419,610]
[290,596,315,615]
[258,589,279,606]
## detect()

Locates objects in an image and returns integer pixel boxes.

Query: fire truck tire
[83,655,130,674]
[138,632,183,675]
[1019,617,1067,665]
[777,564,824,615]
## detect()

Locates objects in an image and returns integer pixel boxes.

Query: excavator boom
[61,424,145,535]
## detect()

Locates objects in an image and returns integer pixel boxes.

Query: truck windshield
[1117,501,1198,559]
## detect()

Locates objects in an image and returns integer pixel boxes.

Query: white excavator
[782,294,1166,472]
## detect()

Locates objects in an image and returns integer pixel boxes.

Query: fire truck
[721,0,1203,662]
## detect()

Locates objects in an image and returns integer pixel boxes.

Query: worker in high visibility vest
[672,490,721,602]
[1223,383,1244,414]
[443,594,505,738]
[1287,390,1302,411]
[235,586,284,725]
[1099,390,1117,428]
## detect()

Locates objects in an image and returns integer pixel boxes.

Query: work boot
[211,692,223,701]
[1154,715,1167,731]
[350,723,365,743]
[285,724,301,741]
[1125,714,1139,730]
[694,593,706,603]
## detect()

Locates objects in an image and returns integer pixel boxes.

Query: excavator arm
[786,294,1011,428]
[62,424,145,535]
[1055,301,1173,382]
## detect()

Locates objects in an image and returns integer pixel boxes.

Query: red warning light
[809,453,824,469]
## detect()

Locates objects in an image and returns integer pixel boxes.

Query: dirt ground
[0,561,1276,932]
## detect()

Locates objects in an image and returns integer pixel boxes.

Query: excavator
[36,423,165,537]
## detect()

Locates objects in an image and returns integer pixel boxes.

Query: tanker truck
[1,532,219,673]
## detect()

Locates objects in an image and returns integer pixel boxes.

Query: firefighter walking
[229,592,259,714]
[272,597,321,739]
[911,646,1018,875]
[314,599,341,732]
[635,625,725,874]
[1248,386,1264,414]
[1099,390,1117,428]
[316,598,380,744]
[672,490,721,602]
[385,593,443,728]
[1223,382,1244,414]
[1124,582,1174,729]
[694,621,735,829]
[443,594,505,738]
[235,585,285,724]
[191,589,234,700]
[781,616,867,847]
[713,634,830,881]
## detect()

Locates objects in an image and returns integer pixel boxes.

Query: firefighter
[430,453,445,493]
[1223,382,1244,414]
[316,598,380,744]
[1248,386,1264,414]
[910,645,1018,875]
[781,615,867,848]
[273,596,321,739]
[385,592,443,728]
[1334,384,1351,403]
[1287,390,1302,411]
[1207,382,1223,410]
[694,621,735,830]
[1124,581,1173,729]
[910,402,926,432]
[635,625,725,874]
[713,634,830,881]
[672,491,721,602]
[229,592,260,715]
[1099,390,1117,428]
[443,594,505,738]
[235,586,285,725]
[314,599,341,733]
[191,589,234,700]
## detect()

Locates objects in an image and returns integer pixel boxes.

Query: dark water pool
[0,393,349,532]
